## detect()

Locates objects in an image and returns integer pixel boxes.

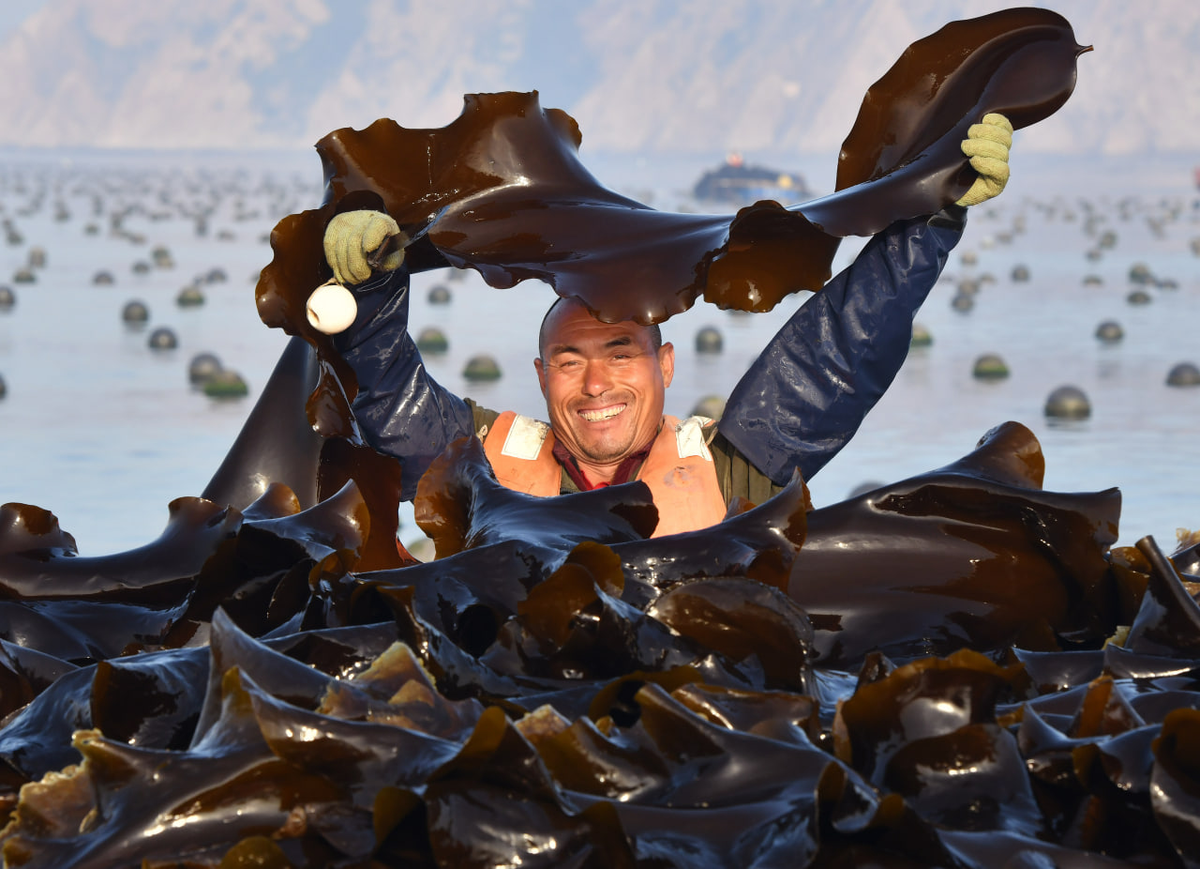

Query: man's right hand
[323,210,407,285]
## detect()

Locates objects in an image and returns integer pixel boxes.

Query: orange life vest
[481,411,728,537]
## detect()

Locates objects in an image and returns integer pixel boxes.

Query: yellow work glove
[955,113,1013,208]
[323,210,407,285]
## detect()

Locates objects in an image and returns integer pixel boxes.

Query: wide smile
[578,403,627,422]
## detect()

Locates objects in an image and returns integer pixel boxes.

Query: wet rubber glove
[323,210,407,285]
[956,113,1013,207]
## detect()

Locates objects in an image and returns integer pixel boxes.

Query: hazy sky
[0,0,44,42]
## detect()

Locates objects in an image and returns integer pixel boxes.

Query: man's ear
[534,357,548,398]
[659,342,675,388]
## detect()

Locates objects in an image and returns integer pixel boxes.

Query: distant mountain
[0,0,1196,156]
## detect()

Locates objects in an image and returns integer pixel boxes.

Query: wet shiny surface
[3,331,1200,865]
[260,9,1085,330]
[6,8,1200,868]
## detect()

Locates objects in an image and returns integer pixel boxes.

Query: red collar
[551,439,652,491]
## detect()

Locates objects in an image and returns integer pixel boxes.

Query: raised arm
[311,211,475,501]
[719,114,1013,485]
[717,206,965,485]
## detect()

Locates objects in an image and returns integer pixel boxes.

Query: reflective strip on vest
[482,411,727,536]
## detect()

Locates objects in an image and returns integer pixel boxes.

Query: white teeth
[581,405,624,421]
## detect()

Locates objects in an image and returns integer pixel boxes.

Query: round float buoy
[12,268,34,284]
[1044,385,1091,419]
[972,354,1009,380]
[148,327,178,350]
[416,327,449,354]
[0,286,14,311]
[1126,289,1152,306]
[1011,264,1030,282]
[176,285,205,307]
[1095,321,1124,344]
[463,354,501,381]
[93,270,115,285]
[188,352,223,385]
[428,285,452,305]
[910,324,932,348]
[305,282,357,335]
[694,326,723,354]
[690,395,726,419]
[203,369,248,398]
[951,292,974,313]
[122,300,149,323]
[27,247,46,268]
[1128,262,1153,284]
[1166,362,1200,387]
[151,246,174,268]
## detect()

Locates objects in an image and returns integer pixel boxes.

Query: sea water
[1,147,1198,555]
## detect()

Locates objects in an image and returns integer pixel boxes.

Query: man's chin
[574,437,636,467]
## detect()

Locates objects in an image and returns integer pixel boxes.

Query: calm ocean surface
[1,147,1198,554]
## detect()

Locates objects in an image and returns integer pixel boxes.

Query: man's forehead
[542,300,649,349]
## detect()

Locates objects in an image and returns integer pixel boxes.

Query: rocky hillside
[0,0,1195,156]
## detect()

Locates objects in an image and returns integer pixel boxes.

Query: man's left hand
[956,113,1013,207]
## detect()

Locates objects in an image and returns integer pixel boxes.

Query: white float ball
[306,280,358,335]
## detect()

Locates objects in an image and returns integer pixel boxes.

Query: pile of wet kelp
[7,9,1200,867]
[2,393,1200,867]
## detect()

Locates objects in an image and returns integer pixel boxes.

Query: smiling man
[314,116,1014,538]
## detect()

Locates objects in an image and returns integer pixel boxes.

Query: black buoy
[910,324,932,348]
[428,284,452,305]
[1095,321,1124,344]
[93,270,115,285]
[463,354,501,382]
[1044,385,1091,420]
[951,292,974,313]
[1128,262,1153,284]
[1011,264,1030,282]
[972,354,1009,380]
[1126,289,1152,306]
[694,326,723,354]
[148,326,178,350]
[1166,362,1200,387]
[122,300,149,324]
[176,285,205,307]
[189,352,223,385]
[415,327,449,354]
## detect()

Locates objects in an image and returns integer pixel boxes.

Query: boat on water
[692,151,813,206]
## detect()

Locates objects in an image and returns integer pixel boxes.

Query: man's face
[534,300,674,483]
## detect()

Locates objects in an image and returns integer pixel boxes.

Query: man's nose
[581,358,613,395]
